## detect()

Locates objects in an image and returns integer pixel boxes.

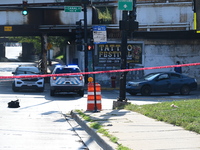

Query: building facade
[0,0,199,86]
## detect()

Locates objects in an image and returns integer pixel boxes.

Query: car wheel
[129,92,137,96]
[141,85,151,96]
[78,90,84,97]
[12,83,19,92]
[180,85,190,95]
[50,89,55,96]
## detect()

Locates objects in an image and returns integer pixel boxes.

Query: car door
[168,73,183,92]
[154,73,171,93]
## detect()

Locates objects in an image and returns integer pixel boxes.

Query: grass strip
[124,99,200,134]
[75,110,132,150]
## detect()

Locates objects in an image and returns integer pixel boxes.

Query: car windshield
[55,68,80,74]
[16,67,40,75]
[143,73,160,81]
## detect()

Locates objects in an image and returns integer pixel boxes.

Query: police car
[12,65,45,92]
[50,65,85,96]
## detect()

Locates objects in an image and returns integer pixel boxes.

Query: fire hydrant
[111,76,116,88]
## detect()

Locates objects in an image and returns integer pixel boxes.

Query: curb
[70,110,116,150]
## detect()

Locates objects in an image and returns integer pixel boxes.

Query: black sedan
[126,72,198,96]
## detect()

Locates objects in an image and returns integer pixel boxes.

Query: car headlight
[132,83,139,86]
[127,82,139,86]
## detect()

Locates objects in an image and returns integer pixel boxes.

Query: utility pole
[118,0,138,102]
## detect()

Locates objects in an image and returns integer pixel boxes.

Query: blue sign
[93,26,107,44]
[93,26,106,31]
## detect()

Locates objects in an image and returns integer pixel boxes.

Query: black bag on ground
[8,100,20,108]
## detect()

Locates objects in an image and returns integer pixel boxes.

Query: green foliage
[124,99,200,134]
[48,36,70,48]
[55,55,64,60]
[75,110,92,122]
[90,122,102,129]
[9,36,41,54]
[97,128,119,143]
[8,36,69,55]
[117,144,132,150]
[110,136,118,143]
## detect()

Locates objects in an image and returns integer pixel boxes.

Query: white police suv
[50,65,84,97]
[12,65,44,92]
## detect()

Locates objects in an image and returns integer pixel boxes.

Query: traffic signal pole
[83,0,88,84]
[117,0,138,103]
[118,11,128,102]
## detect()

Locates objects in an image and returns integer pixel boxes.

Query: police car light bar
[67,65,78,67]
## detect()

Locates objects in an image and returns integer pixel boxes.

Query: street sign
[4,26,12,31]
[118,0,133,11]
[64,6,82,12]
[93,26,107,44]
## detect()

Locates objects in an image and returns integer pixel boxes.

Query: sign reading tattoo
[97,43,143,65]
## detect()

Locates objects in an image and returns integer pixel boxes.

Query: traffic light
[75,20,83,51]
[88,45,94,51]
[22,1,28,16]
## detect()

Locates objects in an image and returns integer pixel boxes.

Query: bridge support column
[22,43,34,61]
[41,34,48,74]
[0,44,5,61]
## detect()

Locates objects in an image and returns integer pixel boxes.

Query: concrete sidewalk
[71,109,200,150]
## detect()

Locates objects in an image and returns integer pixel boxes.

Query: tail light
[79,76,83,80]
[52,77,57,80]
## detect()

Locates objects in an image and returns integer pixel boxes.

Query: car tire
[12,83,19,92]
[180,85,190,95]
[78,90,84,97]
[50,89,55,96]
[141,85,151,96]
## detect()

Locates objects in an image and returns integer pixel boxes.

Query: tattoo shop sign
[97,43,143,65]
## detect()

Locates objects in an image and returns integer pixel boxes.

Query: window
[55,68,80,74]
[16,67,40,74]
[158,74,169,80]
[170,73,181,79]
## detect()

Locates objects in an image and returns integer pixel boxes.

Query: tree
[8,36,70,56]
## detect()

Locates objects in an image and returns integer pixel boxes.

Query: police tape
[0,62,200,81]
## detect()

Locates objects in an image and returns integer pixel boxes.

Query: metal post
[118,11,128,102]
[92,48,98,112]
[83,2,88,84]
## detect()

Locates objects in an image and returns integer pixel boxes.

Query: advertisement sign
[97,42,143,65]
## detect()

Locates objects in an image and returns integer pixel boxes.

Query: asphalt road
[0,80,102,150]
[1,62,200,150]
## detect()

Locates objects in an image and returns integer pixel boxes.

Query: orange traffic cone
[87,82,102,111]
